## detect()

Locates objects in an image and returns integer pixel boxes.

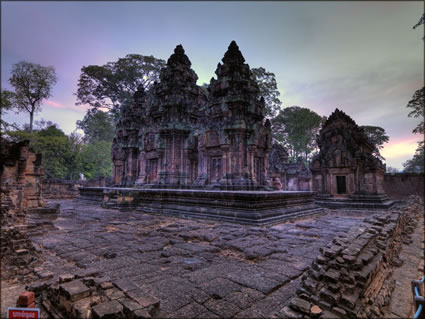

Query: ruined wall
[283,195,423,318]
[42,179,80,199]
[0,139,46,282]
[384,173,424,199]
[1,139,45,210]
[42,177,110,199]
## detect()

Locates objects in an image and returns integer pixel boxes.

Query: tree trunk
[29,111,34,133]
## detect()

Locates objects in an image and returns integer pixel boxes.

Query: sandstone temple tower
[310,108,393,208]
[111,41,272,190]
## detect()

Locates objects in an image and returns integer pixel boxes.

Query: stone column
[183,148,191,186]
[247,145,256,182]
[220,144,230,180]
[135,152,146,185]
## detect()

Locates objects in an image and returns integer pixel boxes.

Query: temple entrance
[336,176,346,194]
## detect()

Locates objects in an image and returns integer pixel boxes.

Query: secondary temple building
[112,41,273,190]
[310,109,394,208]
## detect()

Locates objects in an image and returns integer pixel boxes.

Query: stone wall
[283,195,423,318]
[1,139,45,210]
[384,173,424,199]
[42,177,110,199]
[0,139,46,282]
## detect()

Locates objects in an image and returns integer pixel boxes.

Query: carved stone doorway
[336,176,346,194]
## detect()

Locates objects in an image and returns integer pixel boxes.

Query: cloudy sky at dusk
[1,1,423,169]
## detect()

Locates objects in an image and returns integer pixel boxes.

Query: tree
[7,61,57,133]
[386,166,399,173]
[76,108,115,144]
[406,87,424,135]
[6,123,81,179]
[272,106,324,162]
[360,125,389,160]
[76,54,165,115]
[403,143,424,173]
[80,141,113,179]
[413,13,425,40]
[1,90,16,131]
[251,67,282,118]
[403,14,425,173]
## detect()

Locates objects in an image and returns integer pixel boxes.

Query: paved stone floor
[21,199,383,318]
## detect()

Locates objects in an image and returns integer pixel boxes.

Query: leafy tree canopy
[272,106,324,162]
[406,87,424,135]
[7,61,57,132]
[6,123,79,179]
[76,108,115,144]
[75,54,165,116]
[251,67,282,118]
[80,141,113,179]
[403,142,424,173]
[360,125,390,160]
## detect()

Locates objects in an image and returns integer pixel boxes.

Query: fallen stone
[310,305,322,317]
[340,293,357,310]
[278,306,303,319]
[17,291,35,307]
[38,270,54,281]
[333,307,347,316]
[16,249,29,256]
[319,288,338,306]
[59,273,75,283]
[60,280,91,302]
[289,297,311,314]
[324,269,340,283]
[92,300,124,319]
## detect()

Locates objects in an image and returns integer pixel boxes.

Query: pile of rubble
[31,274,164,318]
[283,195,423,318]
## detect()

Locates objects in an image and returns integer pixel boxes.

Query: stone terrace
[23,199,396,318]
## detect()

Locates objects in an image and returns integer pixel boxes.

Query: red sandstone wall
[383,173,424,199]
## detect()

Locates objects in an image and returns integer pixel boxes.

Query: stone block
[17,291,35,307]
[105,288,125,300]
[101,281,114,290]
[333,307,347,316]
[319,288,338,306]
[60,280,91,302]
[289,297,311,314]
[92,300,124,319]
[38,270,54,281]
[133,308,151,318]
[340,293,357,310]
[316,254,328,265]
[310,305,322,318]
[59,273,75,283]
[127,291,160,309]
[72,297,92,319]
[16,249,29,256]
[278,306,303,319]
[113,278,139,293]
[323,269,340,283]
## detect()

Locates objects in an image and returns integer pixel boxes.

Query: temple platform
[79,187,324,225]
[315,194,396,209]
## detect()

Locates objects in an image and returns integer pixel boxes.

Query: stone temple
[81,41,321,225]
[112,41,272,191]
[310,108,394,208]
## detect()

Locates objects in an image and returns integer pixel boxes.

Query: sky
[1,1,424,170]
